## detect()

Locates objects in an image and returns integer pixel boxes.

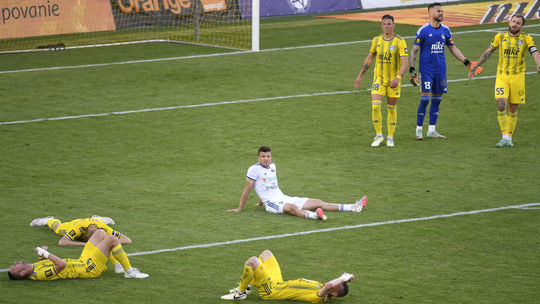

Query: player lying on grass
[8,229,148,280]
[228,146,367,220]
[221,249,354,302]
[30,215,132,273]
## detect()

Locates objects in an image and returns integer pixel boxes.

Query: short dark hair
[336,282,349,297]
[511,14,526,25]
[7,270,26,281]
[258,146,271,154]
[428,2,442,10]
[382,14,394,23]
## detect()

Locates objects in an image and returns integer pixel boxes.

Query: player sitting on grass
[221,249,354,302]
[8,229,148,280]
[228,146,367,221]
[30,215,132,274]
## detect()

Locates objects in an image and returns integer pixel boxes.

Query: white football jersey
[247,162,284,201]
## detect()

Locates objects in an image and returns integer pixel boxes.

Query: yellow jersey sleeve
[491,33,501,49]
[398,37,408,57]
[369,36,378,54]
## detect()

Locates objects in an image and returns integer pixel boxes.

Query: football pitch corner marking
[0,202,538,272]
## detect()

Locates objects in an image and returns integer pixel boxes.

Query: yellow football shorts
[78,241,108,278]
[371,81,400,98]
[494,73,525,104]
[254,256,283,299]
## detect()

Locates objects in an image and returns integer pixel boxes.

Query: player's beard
[509,26,520,35]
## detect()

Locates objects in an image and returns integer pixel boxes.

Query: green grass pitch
[1,8,539,304]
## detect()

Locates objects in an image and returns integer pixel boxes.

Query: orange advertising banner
[0,0,116,39]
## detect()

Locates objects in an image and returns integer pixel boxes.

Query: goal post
[0,0,260,53]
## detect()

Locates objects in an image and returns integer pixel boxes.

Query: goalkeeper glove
[409,67,419,86]
[464,59,483,75]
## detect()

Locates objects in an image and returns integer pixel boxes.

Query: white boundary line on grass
[1,71,538,126]
[0,202,538,272]
[125,202,540,257]
[1,24,539,76]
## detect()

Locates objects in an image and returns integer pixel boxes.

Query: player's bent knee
[245,256,260,269]
[260,250,273,260]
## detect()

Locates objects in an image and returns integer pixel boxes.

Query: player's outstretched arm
[468,45,496,79]
[58,235,86,246]
[228,178,255,212]
[354,52,376,89]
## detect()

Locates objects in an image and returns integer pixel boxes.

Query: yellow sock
[387,104,397,137]
[507,111,517,137]
[111,244,131,270]
[497,110,508,135]
[47,218,63,234]
[372,100,383,134]
[238,266,254,292]
[109,254,119,265]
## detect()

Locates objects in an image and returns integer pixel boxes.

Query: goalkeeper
[221,249,354,302]
[409,2,482,140]
[354,14,408,147]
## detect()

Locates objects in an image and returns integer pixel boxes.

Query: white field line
[0,202,537,272]
[1,71,538,126]
[1,24,539,75]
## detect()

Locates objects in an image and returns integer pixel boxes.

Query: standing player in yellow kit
[355,14,408,147]
[469,14,540,147]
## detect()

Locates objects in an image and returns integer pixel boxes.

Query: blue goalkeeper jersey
[414,22,454,75]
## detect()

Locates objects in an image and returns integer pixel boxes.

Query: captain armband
[529,46,538,54]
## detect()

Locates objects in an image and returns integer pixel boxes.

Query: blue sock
[417,96,430,127]
[429,96,442,125]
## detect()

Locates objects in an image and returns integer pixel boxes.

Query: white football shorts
[264,195,309,214]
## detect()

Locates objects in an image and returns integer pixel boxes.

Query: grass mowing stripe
[2,24,538,75]
[2,202,536,273]
[2,71,537,126]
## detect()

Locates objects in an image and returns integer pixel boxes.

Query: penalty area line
[0,202,538,272]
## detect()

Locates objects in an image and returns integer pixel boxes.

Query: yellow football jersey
[29,259,93,280]
[491,31,536,75]
[29,242,109,280]
[263,278,327,303]
[369,34,408,85]
[63,218,121,241]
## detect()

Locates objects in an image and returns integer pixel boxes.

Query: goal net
[0,0,258,53]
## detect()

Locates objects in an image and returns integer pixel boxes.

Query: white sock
[305,211,318,220]
[428,125,436,133]
[416,126,422,132]
[503,134,511,140]
[339,204,353,212]
[375,133,383,138]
